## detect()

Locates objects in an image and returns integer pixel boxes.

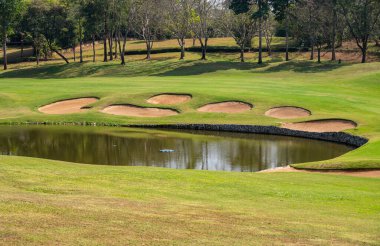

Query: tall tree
[166,0,194,60]
[192,0,218,60]
[114,0,133,65]
[67,0,85,63]
[224,0,257,62]
[338,0,380,63]
[133,0,165,60]
[271,0,296,61]
[0,0,24,70]
[81,0,103,62]
[252,0,269,64]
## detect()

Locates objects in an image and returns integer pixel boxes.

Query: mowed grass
[0,155,379,245]
[0,49,380,244]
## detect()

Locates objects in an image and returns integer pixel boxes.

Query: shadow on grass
[0,58,347,79]
[156,61,268,76]
[254,60,347,74]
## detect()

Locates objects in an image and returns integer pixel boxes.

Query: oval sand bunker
[282,119,357,133]
[265,106,311,119]
[39,97,99,115]
[101,105,178,117]
[147,94,192,105]
[197,101,252,114]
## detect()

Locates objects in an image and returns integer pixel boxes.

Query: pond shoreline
[1,122,368,148]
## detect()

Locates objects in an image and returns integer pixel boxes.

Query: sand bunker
[38,97,99,115]
[101,105,178,117]
[147,94,192,105]
[197,101,252,114]
[282,119,357,133]
[265,106,311,119]
[261,166,380,178]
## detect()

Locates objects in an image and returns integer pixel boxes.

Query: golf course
[0,47,379,245]
[2,0,380,242]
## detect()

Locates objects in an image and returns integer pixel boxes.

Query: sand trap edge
[281,119,358,132]
[100,104,180,117]
[197,101,254,113]
[265,106,312,118]
[38,97,100,114]
[146,93,193,105]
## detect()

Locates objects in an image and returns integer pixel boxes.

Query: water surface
[0,126,355,172]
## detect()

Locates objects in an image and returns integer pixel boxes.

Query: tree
[0,0,24,70]
[252,0,269,64]
[67,0,85,63]
[263,12,276,56]
[223,0,257,62]
[192,0,218,60]
[114,0,133,65]
[338,0,380,63]
[271,0,296,61]
[133,0,165,60]
[81,0,103,62]
[166,0,194,60]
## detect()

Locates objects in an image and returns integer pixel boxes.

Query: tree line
[1,0,380,70]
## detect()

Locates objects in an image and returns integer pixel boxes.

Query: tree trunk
[317,47,321,63]
[146,41,152,60]
[92,35,96,62]
[73,46,76,61]
[258,16,263,64]
[266,39,272,56]
[2,31,7,70]
[109,36,113,61]
[240,48,245,62]
[310,45,314,60]
[179,38,185,60]
[36,49,40,65]
[114,37,118,59]
[79,23,83,63]
[51,47,69,64]
[103,14,108,62]
[200,38,208,60]
[21,35,24,58]
[285,20,289,61]
[121,35,127,65]
[361,46,367,63]
[331,7,337,61]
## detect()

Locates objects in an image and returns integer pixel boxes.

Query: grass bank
[0,155,379,245]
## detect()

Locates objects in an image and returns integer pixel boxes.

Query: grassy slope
[0,155,379,245]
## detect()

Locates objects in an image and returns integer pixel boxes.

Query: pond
[0,126,355,172]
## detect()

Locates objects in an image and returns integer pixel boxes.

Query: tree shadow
[156,61,268,76]
[254,60,347,74]
[0,58,348,79]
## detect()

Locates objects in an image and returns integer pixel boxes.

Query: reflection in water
[0,126,355,172]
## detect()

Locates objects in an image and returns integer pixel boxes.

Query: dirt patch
[282,119,356,133]
[147,94,192,105]
[38,97,99,115]
[197,101,252,114]
[261,166,380,178]
[101,105,178,118]
[265,106,311,119]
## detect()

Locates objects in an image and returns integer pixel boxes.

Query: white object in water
[160,149,175,153]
